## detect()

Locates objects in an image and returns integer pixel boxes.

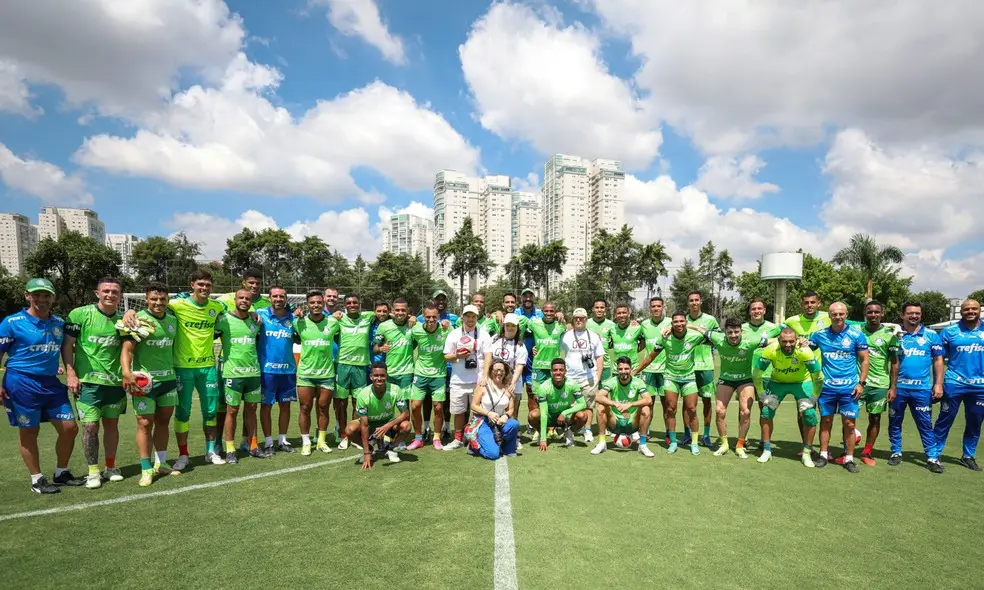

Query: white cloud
[0,142,92,206]
[511,172,540,194]
[0,0,244,117]
[901,250,984,297]
[460,2,660,168]
[0,60,40,117]
[694,155,779,200]
[313,0,406,64]
[587,1,984,153]
[74,53,480,202]
[167,207,378,261]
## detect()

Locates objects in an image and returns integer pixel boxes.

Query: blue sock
[683,426,691,438]
[640,435,648,445]
[703,425,710,437]
[414,434,423,441]
[764,441,772,452]
[669,432,677,443]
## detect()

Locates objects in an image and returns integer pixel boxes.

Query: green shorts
[861,386,888,414]
[410,375,446,402]
[132,380,178,416]
[760,381,814,420]
[387,374,413,389]
[642,372,665,397]
[664,378,698,397]
[222,377,262,407]
[175,366,219,425]
[609,415,634,435]
[297,376,336,390]
[531,368,551,386]
[336,364,367,398]
[77,383,128,422]
[694,369,716,397]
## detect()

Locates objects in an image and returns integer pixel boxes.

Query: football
[854,428,863,446]
[132,371,153,396]
[614,434,631,448]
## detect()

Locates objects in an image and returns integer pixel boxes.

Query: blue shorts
[2,371,75,428]
[261,373,297,404]
[819,388,858,419]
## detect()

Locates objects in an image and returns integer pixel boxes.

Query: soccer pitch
[0,400,980,589]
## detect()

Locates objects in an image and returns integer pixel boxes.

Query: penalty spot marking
[0,455,354,523]
[493,458,519,590]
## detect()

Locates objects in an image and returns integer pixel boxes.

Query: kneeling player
[343,363,411,469]
[592,357,654,456]
[530,359,591,450]
[752,328,823,466]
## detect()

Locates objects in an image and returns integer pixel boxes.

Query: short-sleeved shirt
[586,318,616,367]
[757,342,820,384]
[257,307,296,375]
[742,320,780,340]
[810,326,868,393]
[373,320,414,377]
[686,313,719,371]
[216,293,271,313]
[486,336,528,373]
[605,323,646,368]
[527,319,566,370]
[861,324,900,389]
[782,312,831,336]
[640,317,672,374]
[600,376,648,419]
[897,326,944,390]
[708,331,767,382]
[411,324,449,378]
[217,313,261,378]
[0,309,65,376]
[337,311,376,367]
[444,326,491,384]
[939,321,984,388]
[560,329,605,385]
[128,310,177,382]
[355,384,408,423]
[65,304,123,385]
[656,330,708,381]
[292,314,339,380]
[535,379,583,415]
[168,296,225,369]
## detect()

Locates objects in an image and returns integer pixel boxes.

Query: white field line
[0,455,353,523]
[493,458,519,590]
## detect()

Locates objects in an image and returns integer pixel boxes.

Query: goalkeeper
[752,327,824,466]
[119,282,179,486]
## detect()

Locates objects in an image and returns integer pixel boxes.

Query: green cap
[521,287,535,296]
[432,290,448,299]
[25,278,55,294]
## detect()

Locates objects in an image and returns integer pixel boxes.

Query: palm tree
[534,241,568,300]
[437,217,494,307]
[832,233,904,301]
[637,241,672,299]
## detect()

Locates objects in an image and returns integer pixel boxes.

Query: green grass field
[0,393,981,589]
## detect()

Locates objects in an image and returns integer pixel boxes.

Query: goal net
[121,293,310,313]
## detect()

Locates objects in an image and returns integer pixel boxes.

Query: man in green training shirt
[586,299,616,382]
[530,359,590,450]
[685,291,719,448]
[472,293,498,335]
[342,363,411,469]
[217,288,269,463]
[526,301,565,425]
[64,277,127,489]
[592,357,655,457]
[217,268,271,312]
[743,298,780,384]
[120,282,179,486]
[373,298,414,390]
[293,290,340,456]
[640,297,672,441]
[656,311,709,455]
[849,300,899,467]
[333,294,375,449]
[605,303,647,372]
[700,318,769,458]
[407,305,450,450]
[752,327,824,466]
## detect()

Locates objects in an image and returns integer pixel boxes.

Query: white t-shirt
[444,325,492,385]
[487,336,528,373]
[480,382,512,415]
[560,329,605,385]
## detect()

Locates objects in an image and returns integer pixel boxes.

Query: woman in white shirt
[482,313,527,395]
[468,360,520,459]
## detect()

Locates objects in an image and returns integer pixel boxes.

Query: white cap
[572,307,588,318]
[462,304,480,316]
[503,313,519,326]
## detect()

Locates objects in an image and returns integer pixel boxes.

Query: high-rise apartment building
[0,213,39,275]
[37,207,105,243]
[588,159,625,239]
[381,213,435,272]
[511,191,541,254]
[106,233,142,277]
[479,179,513,287]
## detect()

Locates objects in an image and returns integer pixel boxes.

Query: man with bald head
[932,299,984,471]
[808,302,869,473]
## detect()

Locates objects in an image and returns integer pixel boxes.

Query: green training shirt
[686,312,719,371]
[412,323,448,378]
[600,376,648,419]
[860,324,899,389]
[527,319,566,370]
[355,384,408,423]
[128,310,177,382]
[66,304,123,385]
[641,317,672,374]
[218,313,261,378]
[293,314,339,380]
[337,311,375,367]
[169,296,225,369]
[373,319,414,376]
[216,292,271,313]
[656,330,708,381]
[586,318,616,367]
[606,323,646,368]
[708,331,767,382]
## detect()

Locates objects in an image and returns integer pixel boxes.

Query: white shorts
[449,382,477,414]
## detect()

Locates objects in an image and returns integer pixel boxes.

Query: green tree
[222,228,260,277]
[254,229,294,285]
[968,289,984,304]
[832,233,904,301]
[504,244,537,290]
[552,268,607,313]
[436,217,494,307]
[479,276,519,314]
[535,240,568,299]
[132,233,202,288]
[911,290,951,325]
[669,259,707,313]
[637,241,672,299]
[0,266,25,320]
[585,225,642,304]
[696,241,734,317]
[25,232,123,311]
[368,252,434,311]
[293,236,332,290]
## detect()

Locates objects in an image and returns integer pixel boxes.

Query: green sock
[139,457,152,471]
[206,440,215,454]
[669,432,677,443]
[703,425,710,437]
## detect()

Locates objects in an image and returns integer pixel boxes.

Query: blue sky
[0,0,981,295]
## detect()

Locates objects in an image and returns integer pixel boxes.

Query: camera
[465,358,478,369]
[581,354,594,369]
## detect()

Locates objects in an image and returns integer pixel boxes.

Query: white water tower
[760,252,804,324]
